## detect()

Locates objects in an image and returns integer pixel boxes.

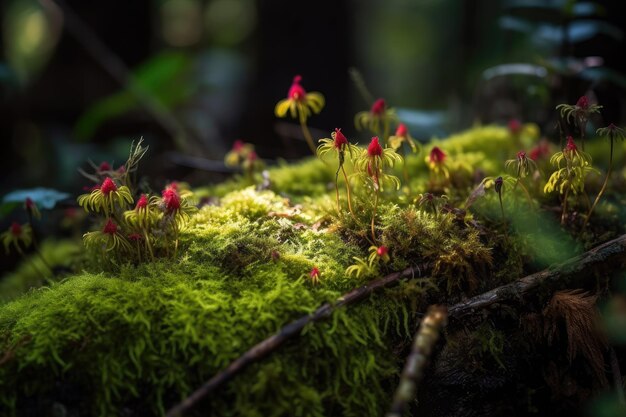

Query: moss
[0,240,81,304]
[0,124,578,416]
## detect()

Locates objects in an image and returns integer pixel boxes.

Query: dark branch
[448,234,626,318]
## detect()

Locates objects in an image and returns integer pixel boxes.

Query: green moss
[0,125,560,416]
[0,240,81,304]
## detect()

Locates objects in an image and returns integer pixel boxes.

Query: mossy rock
[2,125,617,416]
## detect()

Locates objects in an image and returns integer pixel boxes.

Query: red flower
[529,141,550,160]
[516,151,526,160]
[162,188,181,212]
[371,98,386,115]
[103,218,118,235]
[136,194,148,210]
[395,123,408,137]
[10,222,22,237]
[333,128,348,149]
[25,198,35,210]
[367,137,383,157]
[309,267,320,284]
[98,161,111,172]
[429,147,446,164]
[508,119,522,134]
[576,96,589,110]
[376,246,388,257]
[288,75,306,101]
[232,140,245,152]
[100,178,117,195]
[565,136,577,152]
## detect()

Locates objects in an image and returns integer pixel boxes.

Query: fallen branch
[449,234,626,318]
[386,305,448,417]
[166,263,430,417]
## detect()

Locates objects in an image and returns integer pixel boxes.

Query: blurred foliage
[2,0,62,83]
[74,52,195,140]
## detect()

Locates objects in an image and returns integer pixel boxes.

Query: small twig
[449,234,626,318]
[165,263,430,417]
[386,305,448,417]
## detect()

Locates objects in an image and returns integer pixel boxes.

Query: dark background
[0,0,625,207]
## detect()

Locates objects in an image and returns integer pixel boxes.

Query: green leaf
[73,52,193,140]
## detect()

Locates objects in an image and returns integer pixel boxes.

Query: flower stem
[341,165,356,219]
[584,136,613,229]
[561,187,570,225]
[334,166,341,214]
[299,117,317,155]
[371,189,379,243]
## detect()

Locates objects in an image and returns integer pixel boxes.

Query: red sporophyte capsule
[136,194,148,210]
[10,222,22,237]
[100,178,117,195]
[368,137,383,157]
[103,218,118,235]
[565,136,577,152]
[376,246,388,257]
[508,119,522,134]
[529,141,550,160]
[395,123,408,137]
[232,140,245,152]
[333,128,348,149]
[127,233,142,241]
[98,161,111,172]
[429,147,446,164]
[576,96,589,109]
[517,151,526,160]
[288,75,306,101]
[371,98,386,115]
[310,267,320,278]
[162,188,181,212]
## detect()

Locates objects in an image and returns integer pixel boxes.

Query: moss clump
[0,240,81,304]
[0,125,554,416]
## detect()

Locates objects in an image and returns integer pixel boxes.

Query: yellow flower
[77,177,133,217]
[1,222,32,254]
[274,75,325,123]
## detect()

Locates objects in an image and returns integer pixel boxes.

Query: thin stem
[497,192,505,221]
[299,117,317,155]
[371,188,379,243]
[340,165,356,219]
[584,137,613,229]
[516,180,534,208]
[561,187,570,225]
[334,166,341,215]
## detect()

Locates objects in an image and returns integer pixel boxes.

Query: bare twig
[449,234,626,318]
[386,305,448,417]
[165,263,430,417]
